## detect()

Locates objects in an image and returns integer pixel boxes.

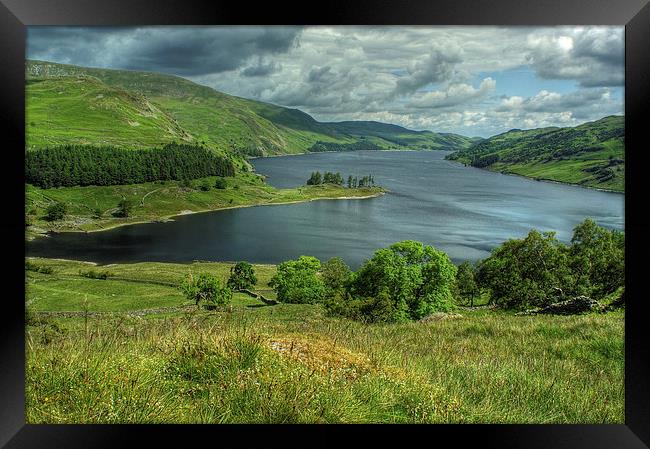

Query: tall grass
[26,307,624,424]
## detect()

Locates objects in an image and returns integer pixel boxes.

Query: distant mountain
[26,60,477,158]
[445,116,624,192]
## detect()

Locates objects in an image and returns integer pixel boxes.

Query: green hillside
[445,116,624,192]
[326,121,482,150]
[26,60,476,157]
[26,76,194,149]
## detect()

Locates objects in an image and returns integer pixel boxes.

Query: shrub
[46,201,67,221]
[79,269,112,280]
[320,257,352,301]
[25,260,54,274]
[180,272,232,308]
[227,261,257,291]
[214,177,227,189]
[453,261,479,306]
[269,256,325,304]
[115,199,134,218]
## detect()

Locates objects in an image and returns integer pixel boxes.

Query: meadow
[26,171,384,236]
[25,257,624,424]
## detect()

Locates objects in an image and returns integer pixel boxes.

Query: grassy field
[25,172,385,236]
[25,258,624,424]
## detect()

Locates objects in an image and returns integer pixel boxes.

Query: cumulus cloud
[393,44,464,96]
[496,88,622,119]
[525,27,624,87]
[27,25,624,137]
[408,77,496,109]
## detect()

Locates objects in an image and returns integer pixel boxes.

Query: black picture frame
[1,0,648,447]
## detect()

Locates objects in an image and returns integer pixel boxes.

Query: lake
[26,150,624,268]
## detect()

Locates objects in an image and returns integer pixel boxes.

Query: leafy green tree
[306,171,322,185]
[350,240,457,321]
[180,272,232,308]
[46,201,67,221]
[269,256,325,304]
[116,198,134,218]
[227,261,257,291]
[214,177,227,189]
[454,261,479,306]
[320,257,352,301]
[476,230,573,310]
[568,218,624,299]
[347,175,353,188]
[199,181,211,191]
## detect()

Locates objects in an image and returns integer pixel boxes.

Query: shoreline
[247,147,446,160]
[446,159,623,194]
[27,190,386,238]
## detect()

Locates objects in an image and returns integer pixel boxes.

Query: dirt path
[141,188,163,206]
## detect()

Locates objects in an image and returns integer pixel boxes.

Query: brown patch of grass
[267,334,373,381]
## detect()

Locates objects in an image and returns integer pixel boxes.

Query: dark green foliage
[180,272,232,308]
[476,230,572,310]
[306,171,322,185]
[349,241,457,321]
[214,177,227,189]
[25,260,54,274]
[308,140,383,152]
[454,262,479,306]
[227,261,257,291]
[476,219,624,310]
[269,256,325,304]
[46,201,67,221]
[320,257,352,301]
[325,288,404,324]
[115,199,134,218]
[322,172,344,185]
[308,171,373,187]
[568,218,624,299]
[79,269,113,280]
[26,143,235,188]
[472,154,499,168]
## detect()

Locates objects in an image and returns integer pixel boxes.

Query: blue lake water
[26,150,624,268]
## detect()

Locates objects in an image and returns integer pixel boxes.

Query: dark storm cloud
[240,59,282,77]
[27,26,302,76]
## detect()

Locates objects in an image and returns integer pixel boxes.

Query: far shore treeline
[25,143,235,188]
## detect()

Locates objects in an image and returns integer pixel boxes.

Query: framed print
[1,0,649,447]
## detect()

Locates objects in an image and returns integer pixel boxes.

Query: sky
[27,26,624,138]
